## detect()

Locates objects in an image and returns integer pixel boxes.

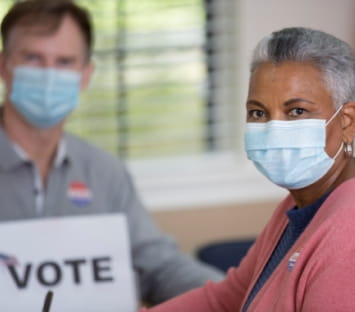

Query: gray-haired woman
[140,27,355,312]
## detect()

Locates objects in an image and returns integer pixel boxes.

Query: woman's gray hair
[251,27,355,108]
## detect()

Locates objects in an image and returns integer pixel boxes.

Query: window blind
[0,0,238,160]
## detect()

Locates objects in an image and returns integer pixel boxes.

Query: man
[0,0,223,304]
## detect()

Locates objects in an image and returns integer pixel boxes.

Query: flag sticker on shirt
[68,181,92,207]
[287,251,300,271]
[0,253,18,266]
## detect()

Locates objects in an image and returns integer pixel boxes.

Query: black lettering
[92,257,114,282]
[37,262,62,286]
[64,258,86,284]
[7,264,32,289]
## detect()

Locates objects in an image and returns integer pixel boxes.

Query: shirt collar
[54,138,67,167]
[286,191,331,231]
[0,125,69,170]
[0,126,24,170]
[12,137,68,168]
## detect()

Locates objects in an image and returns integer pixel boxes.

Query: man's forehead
[11,25,57,39]
[2,14,90,62]
[6,15,82,43]
[5,21,85,54]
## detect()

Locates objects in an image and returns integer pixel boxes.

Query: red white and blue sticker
[67,181,92,207]
[0,253,18,266]
[287,251,300,271]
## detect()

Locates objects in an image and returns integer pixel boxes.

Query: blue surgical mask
[244,107,343,189]
[10,66,81,128]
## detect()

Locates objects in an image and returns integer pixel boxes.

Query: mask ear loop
[333,142,344,160]
[326,104,343,126]
[326,104,354,158]
[326,105,345,159]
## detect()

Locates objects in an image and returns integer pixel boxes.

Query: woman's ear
[341,102,355,143]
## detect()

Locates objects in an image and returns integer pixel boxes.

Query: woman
[140,27,355,311]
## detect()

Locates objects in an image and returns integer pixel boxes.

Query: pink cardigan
[141,178,355,311]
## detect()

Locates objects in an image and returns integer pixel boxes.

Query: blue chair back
[196,239,255,272]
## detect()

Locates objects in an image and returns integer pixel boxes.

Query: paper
[0,214,137,311]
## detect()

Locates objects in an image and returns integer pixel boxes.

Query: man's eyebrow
[20,48,37,54]
[19,48,43,56]
[284,98,315,106]
[58,55,77,61]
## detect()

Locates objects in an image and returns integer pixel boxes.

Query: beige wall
[236,0,355,106]
[152,200,279,254]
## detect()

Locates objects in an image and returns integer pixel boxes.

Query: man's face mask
[10,66,81,128]
[244,105,343,190]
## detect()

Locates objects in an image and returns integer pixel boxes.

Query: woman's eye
[289,107,306,117]
[248,110,265,119]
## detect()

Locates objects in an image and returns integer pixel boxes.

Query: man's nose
[40,58,57,68]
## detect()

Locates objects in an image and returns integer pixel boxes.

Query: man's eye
[57,58,74,67]
[289,107,306,116]
[24,54,40,62]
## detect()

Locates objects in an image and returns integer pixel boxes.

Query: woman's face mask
[10,65,81,128]
[244,105,343,189]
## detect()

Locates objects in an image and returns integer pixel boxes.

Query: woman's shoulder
[322,177,355,216]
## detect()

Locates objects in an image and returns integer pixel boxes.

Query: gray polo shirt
[0,127,223,304]
[11,137,67,214]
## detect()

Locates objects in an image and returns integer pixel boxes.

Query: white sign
[0,214,137,312]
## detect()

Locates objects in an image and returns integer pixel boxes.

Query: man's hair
[1,0,93,59]
[251,27,355,108]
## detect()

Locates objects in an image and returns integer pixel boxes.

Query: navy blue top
[242,192,330,311]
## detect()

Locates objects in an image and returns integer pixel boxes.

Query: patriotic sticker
[287,251,300,271]
[0,253,18,266]
[67,181,92,207]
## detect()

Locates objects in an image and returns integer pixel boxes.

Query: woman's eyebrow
[246,100,265,108]
[284,98,316,106]
[246,98,316,108]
